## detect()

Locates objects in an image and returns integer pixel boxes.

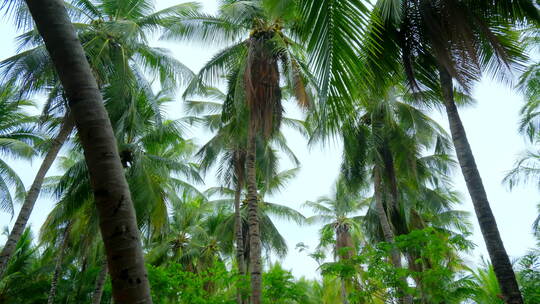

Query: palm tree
[362,2,540,302]
[185,85,306,303]
[504,26,540,237]
[35,81,200,303]
[165,3,313,298]
[43,85,201,239]
[0,0,195,278]
[0,82,39,217]
[304,179,365,303]
[184,88,250,301]
[9,0,152,297]
[469,261,506,304]
[204,167,306,262]
[309,83,454,302]
[0,99,73,279]
[0,228,50,303]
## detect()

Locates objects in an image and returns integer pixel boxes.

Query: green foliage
[1,1,539,303]
[262,263,311,304]
[147,262,237,304]
[319,228,476,303]
[517,251,540,304]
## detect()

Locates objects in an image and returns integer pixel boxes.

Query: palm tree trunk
[246,127,262,304]
[0,115,74,278]
[23,1,152,303]
[373,169,412,304]
[381,146,400,215]
[47,226,70,304]
[336,229,353,304]
[233,152,247,304]
[340,281,349,304]
[439,67,523,304]
[374,169,401,265]
[92,262,109,304]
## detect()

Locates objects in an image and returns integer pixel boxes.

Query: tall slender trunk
[233,152,247,304]
[24,1,152,303]
[340,281,349,304]
[246,127,262,304]
[373,169,412,304]
[92,261,109,304]
[336,228,353,304]
[0,115,74,278]
[381,146,400,215]
[47,226,70,304]
[439,67,523,304]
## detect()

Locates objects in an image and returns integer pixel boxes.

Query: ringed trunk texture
[92,261,109,304]
[246,128,262,304]
[233,152,247,304]
[439,67,523,304]
[336,228,353,304]
[0,115,74,278]
[243,31,281,304]
[373,170,412,304]
[24,1,152,302]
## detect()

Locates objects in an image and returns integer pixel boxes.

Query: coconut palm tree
[0,0,196,279]
[204,167,306,261]
[304,178,366,303]
[361,2,540,302]
[145,192,218,269]
[185,84,306,303]
[0,228,51,303]
[165,3,314,297]
[308,83,455,302]
[0,91,73,279]
[0,82,39,217]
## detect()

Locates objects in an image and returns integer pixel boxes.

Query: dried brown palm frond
[244,32,282,138]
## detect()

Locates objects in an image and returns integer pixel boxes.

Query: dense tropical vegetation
[0,0,539,303]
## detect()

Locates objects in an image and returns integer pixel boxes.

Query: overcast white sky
[0,0,538,280]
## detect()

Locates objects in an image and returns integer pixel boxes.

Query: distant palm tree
[204,167,306,263]
[184,86,305,290]
[0,82,39,217]
[0,228,49,303]
[304,179,366,303]
[164,1,312,300]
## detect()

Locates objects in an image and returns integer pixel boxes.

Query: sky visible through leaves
[0,0,537,279]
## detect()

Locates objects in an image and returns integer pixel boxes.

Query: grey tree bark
[439,67,523,304]
[374,169,412,304]
[47,226,70,304]
[23,1,152,302]
[234,151,247,304]
[246,128,262,304]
